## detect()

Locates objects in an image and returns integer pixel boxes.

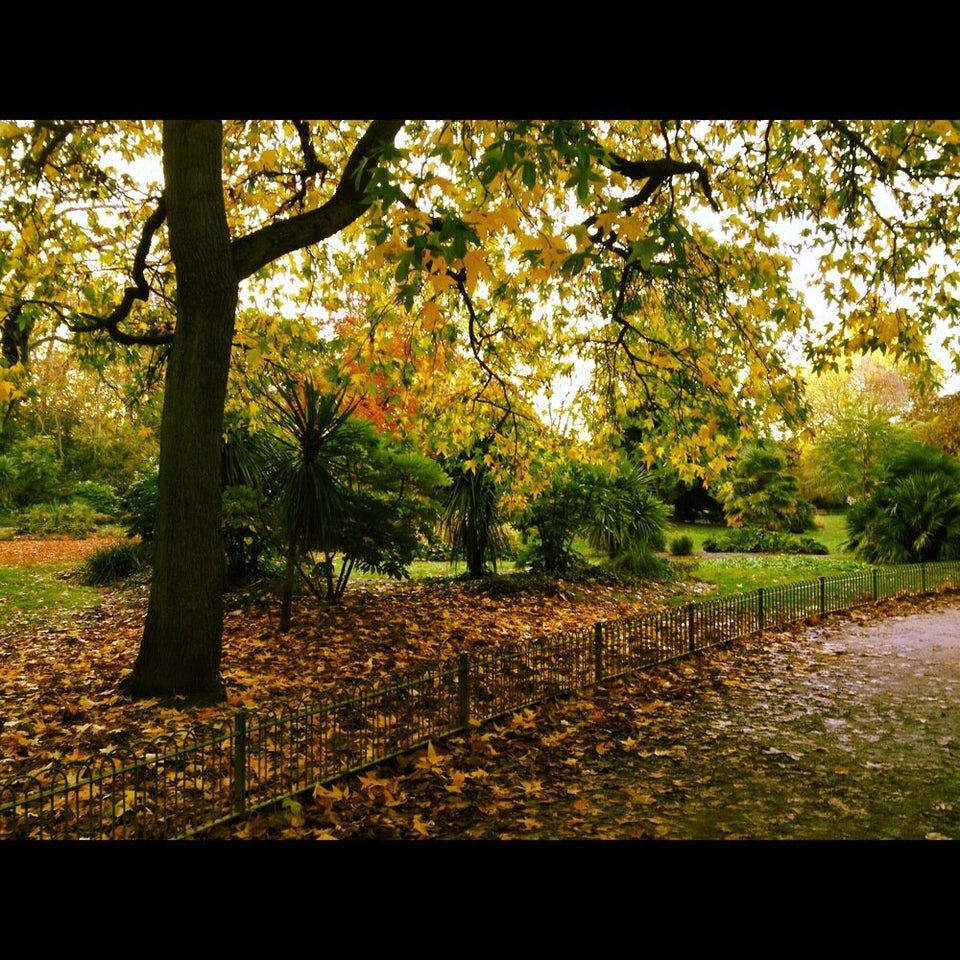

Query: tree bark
[121,121,237,700]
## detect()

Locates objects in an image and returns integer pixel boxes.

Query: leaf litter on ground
[3,536,960,841]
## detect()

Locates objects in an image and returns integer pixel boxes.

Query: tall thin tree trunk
[121,121,237,700]
[280,547,297,633]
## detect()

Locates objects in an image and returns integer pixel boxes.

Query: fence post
[687,603,696,653]
[872,568,878,601]
[232,712,246,817]
[594,622,603,682]
[458,653,471,730]
[819,576,826,616]
[757,588,764,634]
[922,562,927,593]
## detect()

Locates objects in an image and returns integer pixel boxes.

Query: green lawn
[666,510,850,556]
[664,511,872,597]
[809,511,850,554]
[0,565,102,632]
[679,553,873,597]
[0,510,867,630]
[382,513,862,596]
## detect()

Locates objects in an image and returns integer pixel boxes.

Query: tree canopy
[3,119,959,697]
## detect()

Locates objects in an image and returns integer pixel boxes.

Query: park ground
[2,535,959,840]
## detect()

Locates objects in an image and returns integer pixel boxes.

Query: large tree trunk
[118,120,403,700]
[121,121,237,700]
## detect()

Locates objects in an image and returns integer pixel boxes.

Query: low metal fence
[3,560,958,840]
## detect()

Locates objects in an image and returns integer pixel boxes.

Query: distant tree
[799,415,919,508]
[797,355,920,507]
[2,435,62,505]
[722,442,815,533]
[912,391,960,458]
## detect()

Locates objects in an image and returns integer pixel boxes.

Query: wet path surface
[574,596,960,840]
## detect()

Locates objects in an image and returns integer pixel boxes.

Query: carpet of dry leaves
[3,537,960,841]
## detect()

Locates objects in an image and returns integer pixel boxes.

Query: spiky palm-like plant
[263,380,374,629]
[441,457,506,579]
[588,463,668,575]
[723,442,814,533]
[845,443,960,563]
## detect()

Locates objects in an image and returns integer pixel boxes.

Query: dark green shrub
[15,500,99,537]
[669,534,695,556]
[122,468,159,541]
[605,545,671,578]
[666,477,725,523]
[71,480,122,518]
[516,462,593,575]
[80,543,146,585]
[222,483,273,584]
[414,535,450,561]
[0,453,16,506]
[519,458,667,577]
[845,444,960,563]
[703,527,827,555]
[5,436,62,505]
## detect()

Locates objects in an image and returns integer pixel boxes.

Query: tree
[258,378,373,631]
[797,355,921,506]
[721,442,815,533]
[134,122,403,696]
[845,442,960,562]
[5,119,960,698]
[912,390,960,458]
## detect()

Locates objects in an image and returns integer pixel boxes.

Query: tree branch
[68,196,173,346]
[603,153,719,211]
[232,120,405,281]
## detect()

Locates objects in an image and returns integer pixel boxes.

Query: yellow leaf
[420,300,443,332]
[358,772,390,792]
[412,814,433,837]
[314,783,349,803]
[246,345,263,372]
[445,770,467,794]
[462,249,493,295]
[640,699,669,713]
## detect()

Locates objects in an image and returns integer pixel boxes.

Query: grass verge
[0,565,102,632]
